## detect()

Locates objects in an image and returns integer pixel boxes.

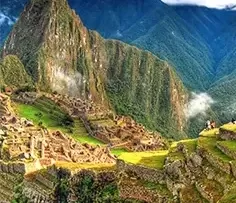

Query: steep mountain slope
[122,6,214,90]
[1,0,235,91]
[61,1,236,123]
[64,1,236,91]
[0,0,189,139]
[69,0,161,39]
[209,71,236,122]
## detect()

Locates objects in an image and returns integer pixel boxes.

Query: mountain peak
[1,0,189,139]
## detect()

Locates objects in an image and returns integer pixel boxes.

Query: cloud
[0,11,15,26]
[161,0,236,9]
[184,92,215,119]
[51,68,86,97]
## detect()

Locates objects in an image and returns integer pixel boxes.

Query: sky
[0,11,15,26]
[161,0,236,9]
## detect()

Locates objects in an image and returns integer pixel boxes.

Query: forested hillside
[1,0,236,123]
[1,0,189,139]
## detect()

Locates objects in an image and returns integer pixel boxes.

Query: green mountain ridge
[65,1,236,119]
[0,0,190,139]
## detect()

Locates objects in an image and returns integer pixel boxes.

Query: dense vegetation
[0,0,189,139]
[0,55,32,88]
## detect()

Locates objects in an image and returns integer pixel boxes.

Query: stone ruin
[0,93,115,170]
[13,91,39,104]
[218,125,236,141]
[46,93,166,152]
[93,115,165,151]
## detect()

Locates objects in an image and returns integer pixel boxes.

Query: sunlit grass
[168,139,197,160]
[69,119,105,145]
[198,137,232,162]
[118,150,169,169]
[221,124,236,133]
[218,140,236,152]
[199,128,219,137]
[111,148,129,156]
[15,102,105,146]
[15,103,63,128]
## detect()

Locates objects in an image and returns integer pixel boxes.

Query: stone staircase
[73,119,89,136]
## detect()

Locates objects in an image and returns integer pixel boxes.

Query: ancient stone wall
[0,160,26,174]
[119,183,164,203]
[218,128,236,141]
[117,160,165,184]
[216,143,236,160]
[199,147,231,174]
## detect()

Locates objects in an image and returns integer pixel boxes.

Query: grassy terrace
[198,129,232,162]
[220,124,236,133]
[111,148,129,156]
[14,99,104,146]
[199,128,219,137]
[69,119,104,145]
[15,103,61,128]
[218,140,236,152]
[118,150,169,169]
[168,139,197,160]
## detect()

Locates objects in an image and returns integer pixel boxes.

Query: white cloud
[51,68,85,97]
[0,11,15,26]
[184,92,215,119]
[161,0,236,9]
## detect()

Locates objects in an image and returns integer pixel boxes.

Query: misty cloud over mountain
[161,0,236,9]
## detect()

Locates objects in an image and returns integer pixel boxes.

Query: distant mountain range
[1,0,236,123]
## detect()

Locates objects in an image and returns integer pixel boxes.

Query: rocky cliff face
[1,0,188,138]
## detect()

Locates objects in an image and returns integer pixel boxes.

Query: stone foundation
[117,159,165,184]
[218,128,236,141]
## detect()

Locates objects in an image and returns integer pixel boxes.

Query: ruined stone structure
[0,94,115,169]
[218,126,236,141]
[46,93,166,151]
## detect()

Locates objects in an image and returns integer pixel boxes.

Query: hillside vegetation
[0,0,189,139]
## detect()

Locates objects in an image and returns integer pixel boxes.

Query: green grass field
[198,127,232,162]
[198,137,232,162]
[221,124,236,133]
[217,140,236,152]
[199,128,219,137]
[15,103,61,128]
[111,148,129,156]
[168,139,197,160]
[15,101,105,146]
[118,150,169,169]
